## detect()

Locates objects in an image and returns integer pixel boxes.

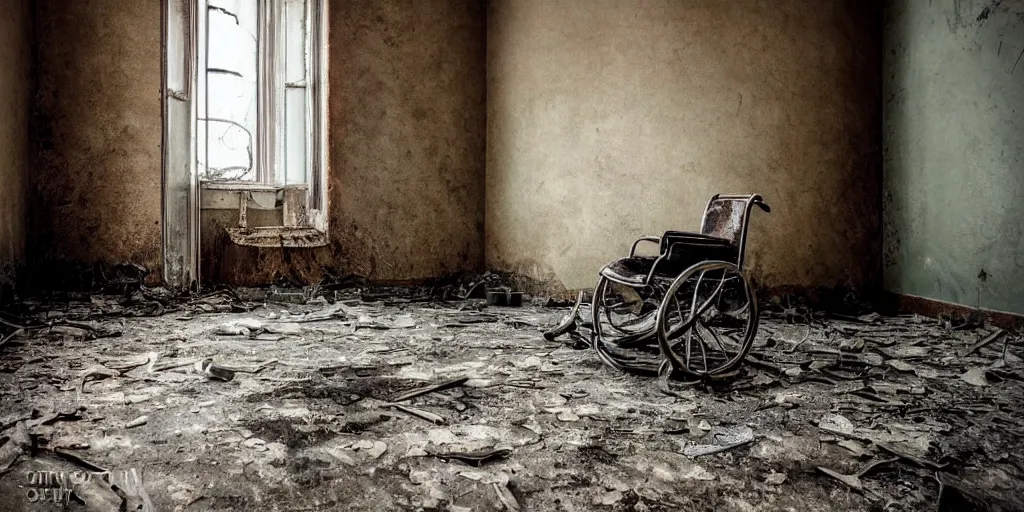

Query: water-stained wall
[883,0,1024,315]
[31,0,487,287]
[486,0,883,295]
[31,0,164,278]
[0,0,31,287]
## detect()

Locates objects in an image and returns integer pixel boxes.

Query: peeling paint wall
[486,0,883,295]
[31,0,486,286]
[0,0,31,286]
[883,0,1024,315]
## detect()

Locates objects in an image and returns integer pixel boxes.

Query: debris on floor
[0,287,1021,511]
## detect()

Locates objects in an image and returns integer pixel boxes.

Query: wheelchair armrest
[646,241,708,283]
[662,240,739,264]
[647,242,691,279]
[629,236,661,257]
[662,242,695,262]
[644,240,741,285]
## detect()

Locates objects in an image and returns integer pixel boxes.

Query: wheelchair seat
[599,231,738,287]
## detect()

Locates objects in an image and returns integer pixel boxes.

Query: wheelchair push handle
[753,198,771,213]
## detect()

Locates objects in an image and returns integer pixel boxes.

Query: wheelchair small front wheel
[654,260,759,378]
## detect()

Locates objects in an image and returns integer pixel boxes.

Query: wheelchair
[545,194,771,381]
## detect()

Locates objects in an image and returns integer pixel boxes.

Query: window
[198,0,323,190]
[163,0,328,271]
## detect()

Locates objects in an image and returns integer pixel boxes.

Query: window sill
[200,181,308,210]
[201,180,308,192]
[201,181,327,248]
[226,226,328,248]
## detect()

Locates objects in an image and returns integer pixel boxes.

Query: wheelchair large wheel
[591,276,666,375]
[655,260,758,378]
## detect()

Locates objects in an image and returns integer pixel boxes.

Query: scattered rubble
[124,415,148,429]
[0,287,1020,510]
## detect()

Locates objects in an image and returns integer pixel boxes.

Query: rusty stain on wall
[30,0,487,287]
[485,0,883,294]
[0,0,31,287]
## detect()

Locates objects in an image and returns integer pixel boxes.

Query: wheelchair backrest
[699,194,769,270]
[701,200,745,245]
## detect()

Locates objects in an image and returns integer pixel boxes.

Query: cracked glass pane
[202,0,259,181]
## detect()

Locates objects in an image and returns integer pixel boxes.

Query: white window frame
[162,0,329,289]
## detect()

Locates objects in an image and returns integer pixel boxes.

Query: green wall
[883,0,1024,315]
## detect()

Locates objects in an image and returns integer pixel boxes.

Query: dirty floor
[0,291,1022,511]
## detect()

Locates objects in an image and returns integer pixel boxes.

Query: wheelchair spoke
[656,261,759,378]
[697,317,726,353]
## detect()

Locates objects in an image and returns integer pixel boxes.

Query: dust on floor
[0,292,1022,511]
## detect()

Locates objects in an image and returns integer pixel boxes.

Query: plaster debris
[72,477,124,511]
[961,367,990,387]
[364,441,388,459]
[819,413,855,436]
[593,490,623,506]
[682,425,756,457]
[124,415,149,428]
[0,422,30,471]
[195,358,236,382]
[215,318,263,336]
[556,410,580,422]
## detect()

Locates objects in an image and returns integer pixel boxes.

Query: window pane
[166,0,188,92]
[204,0,258,181]
[284,0,306,84]
[284,0,308,185]
[284,87,307,185]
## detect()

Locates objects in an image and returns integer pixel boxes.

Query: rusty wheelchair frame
[545,194,771,381]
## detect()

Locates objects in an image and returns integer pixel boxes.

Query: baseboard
[880,292,1024,331]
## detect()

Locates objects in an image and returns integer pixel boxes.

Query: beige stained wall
[31,0,486,286]
[31,0,164,274]
[486,0,883,294]
[0,0,31,284]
